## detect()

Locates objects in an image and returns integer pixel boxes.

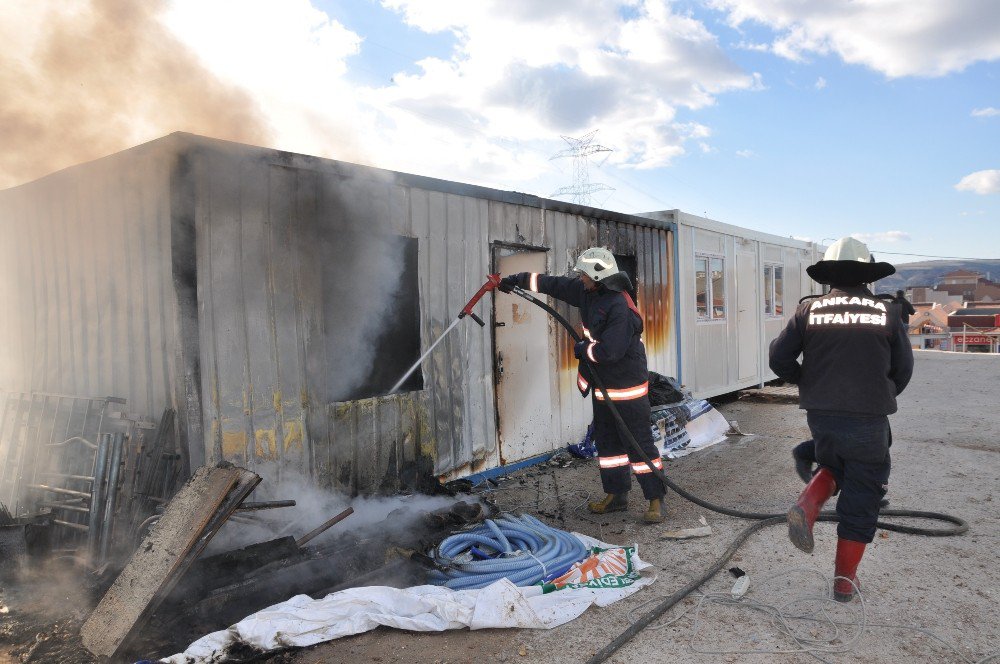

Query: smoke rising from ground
[209,469,472,553]
[0,0,271,189]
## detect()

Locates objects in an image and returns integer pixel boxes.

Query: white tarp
[668,407,731,458]
[163,534,654,664]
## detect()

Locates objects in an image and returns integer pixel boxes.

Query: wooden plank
[80,463,260,659]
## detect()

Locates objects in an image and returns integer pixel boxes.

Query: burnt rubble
[0,464,486,663]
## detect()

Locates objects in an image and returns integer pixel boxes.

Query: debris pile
[0,391,182,567]
[0,443,489,662]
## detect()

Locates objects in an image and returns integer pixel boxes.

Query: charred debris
[0,391,488,662]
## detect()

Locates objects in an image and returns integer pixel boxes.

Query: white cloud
[736,149,755,158]
[851,231,911,243]
[972,107,1000,117]
[709,0,1000,77]
[160,0,759,201]
[814,76,827,90]
[163,0,371,163]
[376,0,759,173]
[955,169,1000,194]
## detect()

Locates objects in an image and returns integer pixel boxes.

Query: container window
[773,266,783,315]
[695,257,709,319]
[321,232,423,400]
[696,255,725,321]
[764,265,774,315]
[710,257,726,319]
[764,264,783,316]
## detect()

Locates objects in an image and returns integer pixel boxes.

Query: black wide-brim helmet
[806,237,896,285]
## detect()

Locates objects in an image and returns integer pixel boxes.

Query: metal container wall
[653,209,822,398]
[184,138,677,490]
[0,141,187,460]
[1,133,678,495]
[489,205,677,448]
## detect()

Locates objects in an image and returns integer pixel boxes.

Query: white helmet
[822,237,872,263]
[574,247,618,282]
[807,236,895,285]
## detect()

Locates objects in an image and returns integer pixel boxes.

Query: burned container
[0,133,678,496]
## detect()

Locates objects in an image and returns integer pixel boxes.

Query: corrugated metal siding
[1,133,678,495]
[0,143,179,426]
[489,205,677,450]
[188,145,499,490]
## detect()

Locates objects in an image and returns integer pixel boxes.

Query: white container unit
[643,210,824,399]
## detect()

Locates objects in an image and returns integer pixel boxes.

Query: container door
[494,250,554,464]
[736,251,759,381]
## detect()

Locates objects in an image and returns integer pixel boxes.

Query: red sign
[953,334,994,345]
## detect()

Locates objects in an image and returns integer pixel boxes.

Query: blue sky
[317,0,1000,263]
[3,0,998,263]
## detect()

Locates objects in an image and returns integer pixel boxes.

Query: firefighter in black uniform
[499,247,667,524]
[770,237,913,602]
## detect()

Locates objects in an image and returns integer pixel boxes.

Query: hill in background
[873,258,1000,294]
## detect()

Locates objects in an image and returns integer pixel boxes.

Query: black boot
[792,444,815,484]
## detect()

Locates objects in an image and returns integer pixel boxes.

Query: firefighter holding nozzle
[769,237,913,602]
[499,248,667,524]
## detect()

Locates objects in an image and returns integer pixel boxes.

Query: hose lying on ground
[501,286,970,664]
[426,513,588,590]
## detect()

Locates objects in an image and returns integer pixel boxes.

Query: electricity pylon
[549,130,614,206]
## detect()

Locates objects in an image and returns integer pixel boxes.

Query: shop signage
[952,334,993,345]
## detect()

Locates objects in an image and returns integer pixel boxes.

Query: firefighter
[499,248,667,524]
[770,237,913,602]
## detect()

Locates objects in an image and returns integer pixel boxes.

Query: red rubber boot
[786,468,837,553]
[833,538,866,602]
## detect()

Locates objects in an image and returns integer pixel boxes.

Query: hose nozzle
[458,274,502,327]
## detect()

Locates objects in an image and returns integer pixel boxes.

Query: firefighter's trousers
[592,395,666,500]
[807,412,891,543]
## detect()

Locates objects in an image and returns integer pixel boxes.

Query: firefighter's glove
[498,274,522,293]
[574,340,590,360]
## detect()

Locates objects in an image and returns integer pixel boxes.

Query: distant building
[907,303,950,350]
[906,286,962,306]
[947,306,1000,353]
[932,270,1000,302]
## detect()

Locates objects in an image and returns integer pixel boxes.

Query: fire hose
[426,514,588,590]
[484,279,969,663]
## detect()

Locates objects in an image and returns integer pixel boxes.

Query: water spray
[389,274,502,394]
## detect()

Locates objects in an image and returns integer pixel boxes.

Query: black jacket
[769,286,914,415]
[513,272,649,400]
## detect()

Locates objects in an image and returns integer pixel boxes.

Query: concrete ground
[288,350,1000,664]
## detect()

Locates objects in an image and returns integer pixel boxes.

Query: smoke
[208,469,471,553]
[0,0,271,189]
[311,172,423,402]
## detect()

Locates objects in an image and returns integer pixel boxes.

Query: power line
[870,250,1000,261]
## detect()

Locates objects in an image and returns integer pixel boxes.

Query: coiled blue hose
[426,514,589,590]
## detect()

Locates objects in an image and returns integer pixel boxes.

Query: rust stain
[273,390,283,414]
[512,302,529,324]
[222,429,249,459]
[254,428,278,459]
[283,420,303,451]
